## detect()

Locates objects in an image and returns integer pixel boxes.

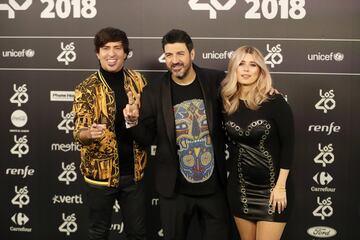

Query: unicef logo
[25,49,35,57]
[188,0,236,19]
[333,52,344,61]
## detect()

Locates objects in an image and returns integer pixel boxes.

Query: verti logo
[58,162,77,185]
[315,89,336,113]
[10,84,28,107]
[10,135,29,158]
[11,186,30,208]
[188,0,236,19]
[57,42,76,65]
[59,213,77,235]
[0,0,32,19]
[58,110,74,133]
[314,143,334,167]
[313,197,333,220]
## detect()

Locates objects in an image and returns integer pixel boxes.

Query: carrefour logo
[0,0,32,19]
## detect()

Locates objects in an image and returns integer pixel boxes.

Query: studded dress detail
[224,94,294,222]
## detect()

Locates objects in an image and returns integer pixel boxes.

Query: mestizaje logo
[314,143,334,167]
[11,109,28,128]
[10,84,28,107]
[188,0,236,19]
[110,222,124,234]
[264,44,283,68]
[0,0,32,19]
[10,135,29,158]
[59,213,77,236]
[58,162,77,185]
[58,110,74,134]
[6,165,35,178]
[57,42,76,65]
[11,186,30,208]
[315,89,336,113]
[313,196,333,220]
[2,48,35,58]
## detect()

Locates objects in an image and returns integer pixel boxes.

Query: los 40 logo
[0,0,97,19]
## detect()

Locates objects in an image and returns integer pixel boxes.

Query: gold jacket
[72,69,147,187]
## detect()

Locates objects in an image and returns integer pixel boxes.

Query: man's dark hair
[161,29,193,52]
[94,27,130,55]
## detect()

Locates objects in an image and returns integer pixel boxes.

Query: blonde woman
[221,46,294,240]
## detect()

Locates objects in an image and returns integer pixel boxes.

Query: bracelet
[273,187,286,192]
[125,120,138,129]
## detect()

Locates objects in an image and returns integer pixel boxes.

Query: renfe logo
[307,226,337,238]
[308,122,340,135]
[188,0,236,19]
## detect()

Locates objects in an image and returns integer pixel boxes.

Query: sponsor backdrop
[1,0,359,239]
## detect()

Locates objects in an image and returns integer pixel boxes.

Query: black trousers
[86,175,146,240]
[159,191,231,240]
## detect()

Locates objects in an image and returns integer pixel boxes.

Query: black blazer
[131,65,227,197]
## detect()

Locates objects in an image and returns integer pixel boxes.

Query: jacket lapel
[195,65,214,134]
[160,73,177,153]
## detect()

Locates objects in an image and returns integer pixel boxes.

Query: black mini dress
[224,94,294,222]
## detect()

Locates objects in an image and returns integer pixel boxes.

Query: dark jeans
[86,175,146,240]
[159,191,231,240]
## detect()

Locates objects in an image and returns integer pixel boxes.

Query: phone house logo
[188,0,236,19]
[0,0,32,19]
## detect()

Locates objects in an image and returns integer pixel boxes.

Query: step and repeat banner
[1,0,359,239]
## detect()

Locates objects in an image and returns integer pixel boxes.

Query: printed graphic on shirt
[174,99,214,183]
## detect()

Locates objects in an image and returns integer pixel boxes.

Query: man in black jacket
[124,29,230,240]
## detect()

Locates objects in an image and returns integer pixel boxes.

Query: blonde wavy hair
[221,46,272,114]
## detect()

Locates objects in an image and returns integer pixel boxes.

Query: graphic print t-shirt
[171,77,218,195]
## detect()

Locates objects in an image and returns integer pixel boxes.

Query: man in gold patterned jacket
[72,27,147,240]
